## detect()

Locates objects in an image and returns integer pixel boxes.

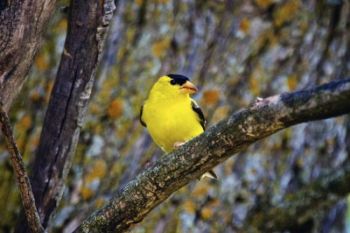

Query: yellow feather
[141,75,217,179]
[142,76,203,153]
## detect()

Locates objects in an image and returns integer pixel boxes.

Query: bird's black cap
[167,74,189,86]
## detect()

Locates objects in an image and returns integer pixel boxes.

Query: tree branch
[0,104,44,233]
[75,78,350,232]
[15,0,116,231]
[0,0,56,111]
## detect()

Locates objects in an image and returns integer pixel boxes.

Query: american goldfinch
[140,74,217,179]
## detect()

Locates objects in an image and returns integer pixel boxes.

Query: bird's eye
[170,79,176,85]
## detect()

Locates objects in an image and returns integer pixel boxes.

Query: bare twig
[0,105,45,233]
[76,78,350,233]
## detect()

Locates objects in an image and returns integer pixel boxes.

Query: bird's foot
[144,159,152,169]
[173,141,186,149]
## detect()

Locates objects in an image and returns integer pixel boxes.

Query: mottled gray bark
[75,78,350,232]
[15,0,116,231]
[246,151,350,232]
[0,0,56,111]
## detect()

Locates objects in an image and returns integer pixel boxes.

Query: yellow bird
[140,74,217,179]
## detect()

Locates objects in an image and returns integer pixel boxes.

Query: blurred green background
[1,0,350,232]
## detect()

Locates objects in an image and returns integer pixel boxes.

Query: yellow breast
[142,97,203,153]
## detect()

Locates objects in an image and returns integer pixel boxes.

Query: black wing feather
[139,105,147,127]
[191,100,206,130]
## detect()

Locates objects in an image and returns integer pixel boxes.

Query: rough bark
[0,105,44,233]
[75,78,350,232]
[15,0,116,231]
[246,150,350,232]
[0,0,56,111]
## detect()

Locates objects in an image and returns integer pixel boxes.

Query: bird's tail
[200,170,217,180]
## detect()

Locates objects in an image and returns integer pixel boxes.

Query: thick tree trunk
[14,0,115,231]
[75,79,350,232]
[0,0,56,111]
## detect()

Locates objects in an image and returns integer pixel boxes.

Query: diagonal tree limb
[15,0,116,231]
[0,104,45,233]
[75,78,350,233]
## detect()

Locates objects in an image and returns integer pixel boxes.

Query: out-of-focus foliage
[0,0,349,232]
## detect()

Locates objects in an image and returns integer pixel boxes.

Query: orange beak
[180,81,198,94]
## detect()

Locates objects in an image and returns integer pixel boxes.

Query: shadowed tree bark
[0,0,56,111]
[0,105,44,233]
[14,0,116,232]
[75,78,350,232]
